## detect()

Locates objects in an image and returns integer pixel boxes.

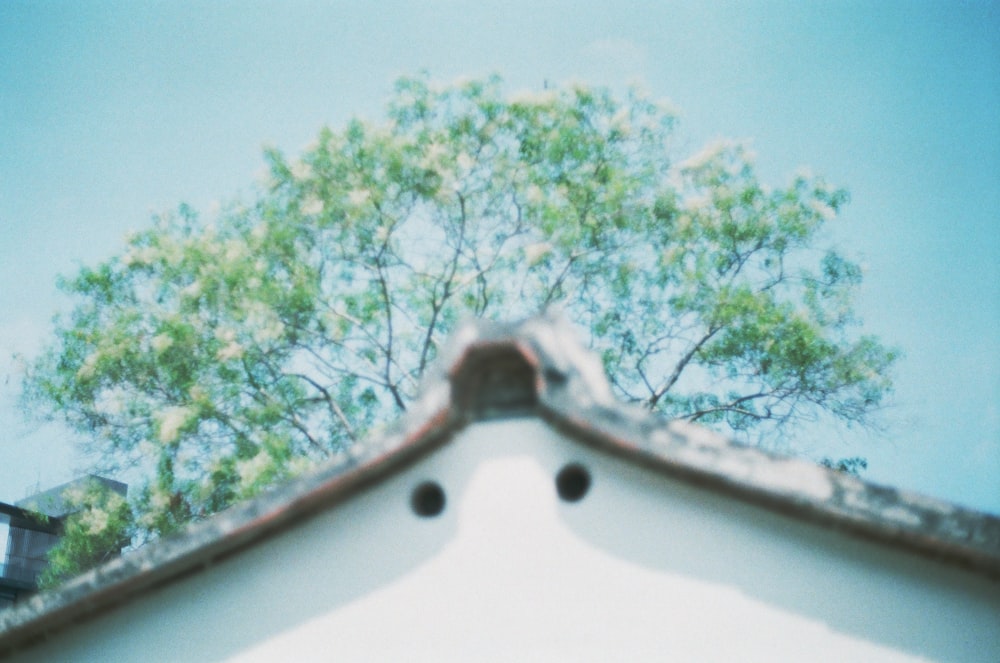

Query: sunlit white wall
[5,419,996,662]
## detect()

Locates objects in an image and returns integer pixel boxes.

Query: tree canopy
[23,74,897,583]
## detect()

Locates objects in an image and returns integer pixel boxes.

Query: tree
[23,74,897,582]
[36,481,131,589]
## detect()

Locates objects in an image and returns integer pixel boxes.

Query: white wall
[8,419,999,662]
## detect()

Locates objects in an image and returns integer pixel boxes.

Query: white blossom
[456,152,474,172]
[809,200,837,221]
[223,239,246,263]
[347,188,371,206]
[446,171,461,194]
[290,160,313,181]
[288,456,315,476]
[215,327,237,343]
[80,508,110,535]
[77,352,101,379]
[122,245,159,267]
[685,194,712,211]
[161,241,183,265]
[524,242,553,265]
[96,388,127,416]
[422,142,447,166]
[151,333,174,353]
[509,89,557,106]
[638,112,666,134]
[138,439,158,458]
[301,196,324,216]
[255,165,277,189]
[137,511,158,529]
[679,139,733,172]
[237,451,272,490]
[246,305,285,344]
[149,487,172,512]
[217,340,245,362]
[662,246,682,266]
[62,485,87,506]
[609,108,631,135]
[180,280,202,300]
[157,405,195,444]
[526,184,545,205]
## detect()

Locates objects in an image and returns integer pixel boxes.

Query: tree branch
[647,325,720,409]
[287,372,358,444]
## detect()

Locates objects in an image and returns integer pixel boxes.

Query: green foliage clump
[820,456,869,477]
[37,483,132,589]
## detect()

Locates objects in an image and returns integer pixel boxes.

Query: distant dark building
[0,504,59,610]
[0,476,126,610]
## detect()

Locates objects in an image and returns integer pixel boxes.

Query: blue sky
[1,1,997,513]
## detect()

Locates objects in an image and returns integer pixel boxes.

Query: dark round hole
[411,481,446,517]
[556,463,591,503]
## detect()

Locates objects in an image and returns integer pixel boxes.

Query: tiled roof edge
[513,313,1000,577]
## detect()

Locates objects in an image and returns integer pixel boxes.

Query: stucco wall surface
[4,419,998,662]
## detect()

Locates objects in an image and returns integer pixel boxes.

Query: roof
[0,504,60,536]
[15,476,128,520]
[1,312,998,654]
